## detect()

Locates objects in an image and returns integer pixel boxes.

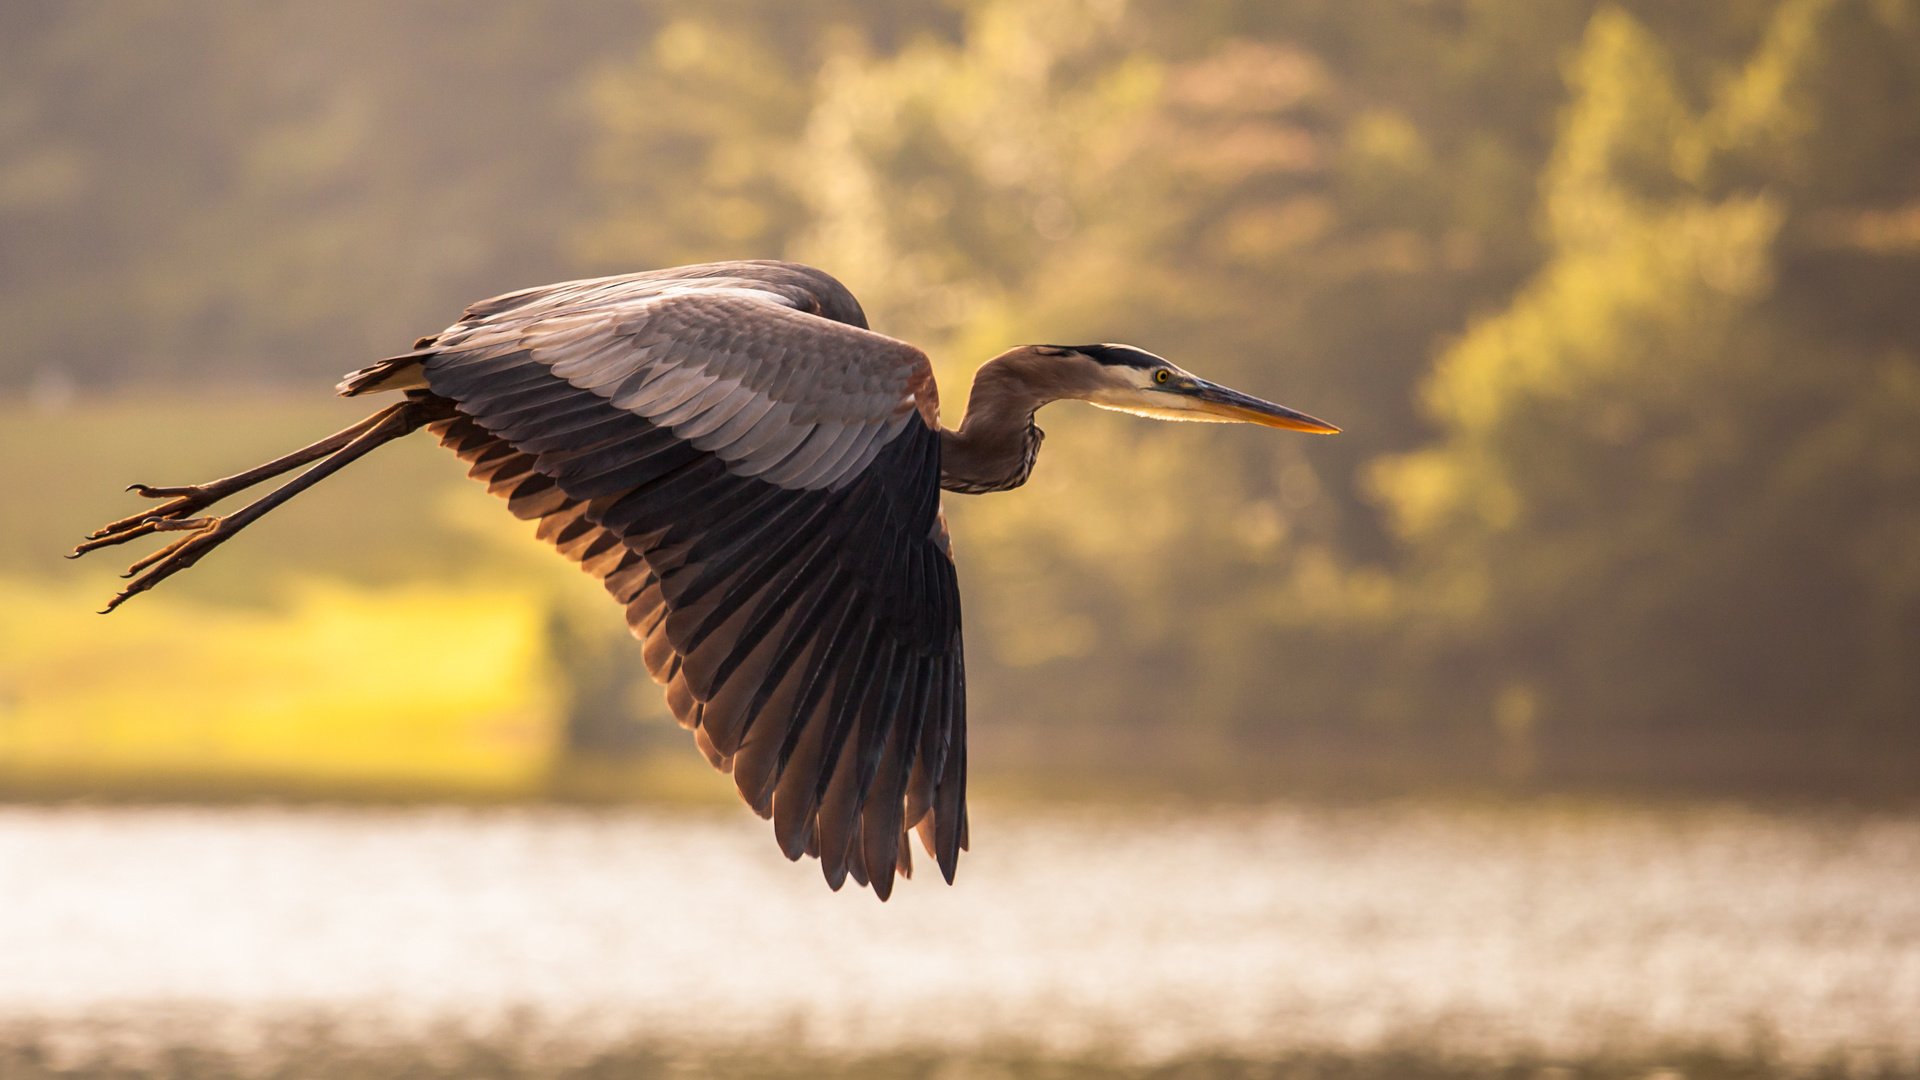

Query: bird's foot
[97,516,234,614]
[71,400,434,613]
[71,477,246,613]
[70,480,238,559]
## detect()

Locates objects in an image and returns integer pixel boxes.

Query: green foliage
[578,0,1920,785]
[1374,2,1920,776]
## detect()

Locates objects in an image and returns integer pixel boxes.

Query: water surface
[0,802,1915,1070]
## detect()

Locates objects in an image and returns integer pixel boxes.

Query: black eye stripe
[1064,343,1161,368]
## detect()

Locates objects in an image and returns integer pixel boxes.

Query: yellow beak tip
[1260,415,1341,435]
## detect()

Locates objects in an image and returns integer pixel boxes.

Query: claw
[99,591,138,615]
[127,483,201,499]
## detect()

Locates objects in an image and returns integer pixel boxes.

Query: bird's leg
[77,400,437,614]
[70,406,404,558]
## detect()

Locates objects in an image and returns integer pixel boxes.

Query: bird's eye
[1154,368,1171,385]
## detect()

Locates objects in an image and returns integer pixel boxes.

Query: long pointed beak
[1185,378,1340,434]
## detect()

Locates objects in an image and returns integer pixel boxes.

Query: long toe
[151,516,216,532]
[126,482,208,499]
[99,524,227,613]
[85,501,198,542]
[78,484,230,553]
[122,526,212,578]
[70,519,163,558]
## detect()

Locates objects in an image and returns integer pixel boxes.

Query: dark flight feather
[396,261,966,896]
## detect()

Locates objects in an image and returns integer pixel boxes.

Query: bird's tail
[337,352,430,397]
[70,396,448,613]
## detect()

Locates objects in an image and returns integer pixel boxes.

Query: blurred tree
[0,2,651,390]
[576,1,961,269]
[576,0,1614,778]
[1374,1,1920,785]
[9,0,1914,793]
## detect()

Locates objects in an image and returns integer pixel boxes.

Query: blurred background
[2,1,1918,1077]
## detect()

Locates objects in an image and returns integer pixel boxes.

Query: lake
[0,801,1916,1077]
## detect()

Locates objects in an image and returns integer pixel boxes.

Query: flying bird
[72,260,1338,899]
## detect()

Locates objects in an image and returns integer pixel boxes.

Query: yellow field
[1,394,582,799]
[0,577,560,799]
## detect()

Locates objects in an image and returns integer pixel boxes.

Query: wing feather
[768,585,865,860]
[399,261,963,898]
[812,631,890,890]
[689,393,782,454]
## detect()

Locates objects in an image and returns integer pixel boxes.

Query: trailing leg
[73,398,443,613]
[71,405,406,558]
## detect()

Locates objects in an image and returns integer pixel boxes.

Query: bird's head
[1013,343,1340,434]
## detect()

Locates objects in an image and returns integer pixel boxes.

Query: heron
[72,260,1338,899]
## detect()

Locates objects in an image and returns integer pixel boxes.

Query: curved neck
[939,356,1056,494]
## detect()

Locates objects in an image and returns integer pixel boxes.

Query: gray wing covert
[408,272,965,898]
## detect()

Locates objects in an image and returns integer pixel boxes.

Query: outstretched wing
[353,262,965,898]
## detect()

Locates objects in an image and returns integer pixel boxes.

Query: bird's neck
[940,359,1053,494]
